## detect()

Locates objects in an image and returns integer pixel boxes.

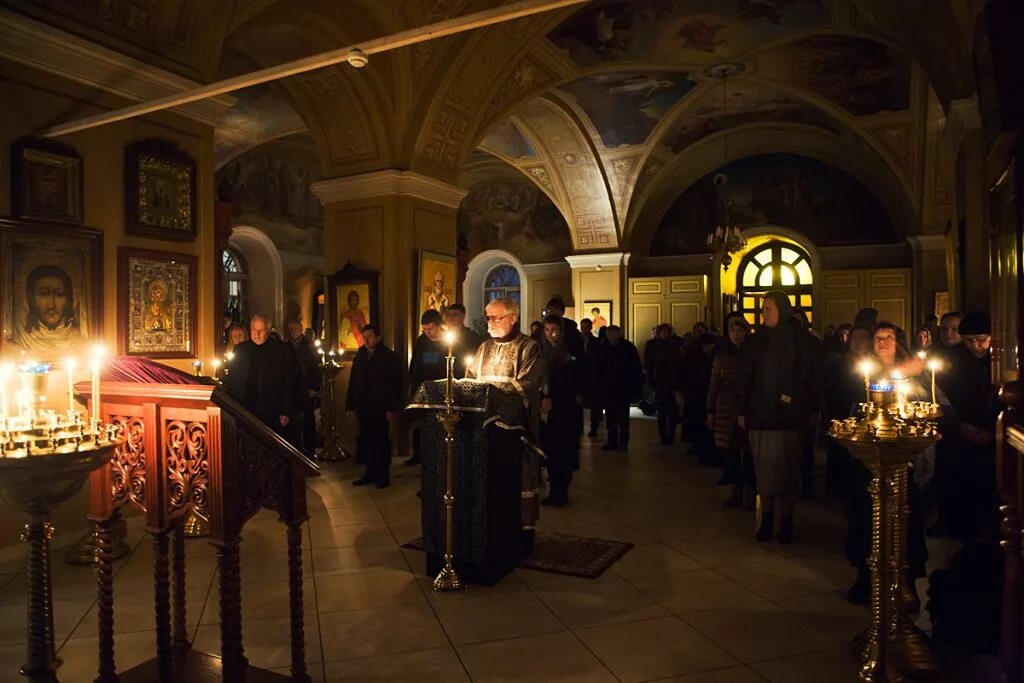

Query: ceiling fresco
[557,70,698,148]
[651,153,897,256]
[478,120,538,160]
[757,35,911,116]
[547,0,831,67]
[664,81,843,153]
[458,181,573,264]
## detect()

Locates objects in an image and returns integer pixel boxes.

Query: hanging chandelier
[703,63,747,271]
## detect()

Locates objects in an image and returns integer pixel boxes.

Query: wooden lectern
[81,369,320,683]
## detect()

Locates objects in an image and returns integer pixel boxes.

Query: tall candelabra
[315,342,349,461]
[829,376,946,683]
[0,358,121,683]
[433,333,463,592]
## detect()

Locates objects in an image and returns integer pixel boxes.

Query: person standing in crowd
[738,291,819,544]
[346,324,403,488]
[445,303,483,378]
[646,323,684,445]
[598,325,643,452]
[682,327,714,462]
[405,309,448,467]
[912,326,933,355]
[824,325,872,497]
[226,324,248,353]
[934,311,963,362]
[944,311,1002,544]
[792,308,823,497]
[224,314,300,443]
[927,310,964,537]
[539,314,584,506]
[580,317,604,438]
[708,313,754,509]
[286,319,322,457]
[532,297,583,358]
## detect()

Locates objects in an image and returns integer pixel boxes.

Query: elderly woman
[707,313,754,508]
[738,291,820,544]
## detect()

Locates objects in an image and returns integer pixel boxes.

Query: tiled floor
[0,414,1004,682]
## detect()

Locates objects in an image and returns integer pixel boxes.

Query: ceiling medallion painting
[557,71,698,147]
[547,0,830,67]
[759,35,911,116]
[478,120,538,160]
[458,181,572,264]
[665,81,841,153]
[651,153,896,256]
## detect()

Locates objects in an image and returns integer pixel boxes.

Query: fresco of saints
[144,279,174,333]
[426,270,450,317]
[15,264,83,352]
[590,306,608,331]
[338,289,367,348]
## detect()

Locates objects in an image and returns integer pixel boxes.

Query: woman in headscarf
[737,291,820,543]
[707,313,754,509]
[539,314,584,506]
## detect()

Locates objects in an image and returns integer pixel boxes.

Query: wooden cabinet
[820,268,912,332]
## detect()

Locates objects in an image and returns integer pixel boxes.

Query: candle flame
[91,344,106,360]
[927,359,942,372]
[465,355,474,367]
[916,350,927,360]
[857,360,874,377]
[66,357,77,372]
[444,331,456,346]
[226,351,235,361]
[211,359,222,369]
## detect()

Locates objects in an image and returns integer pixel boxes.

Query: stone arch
[626,123,916,256]
[463,250,528,325]
[229,226,284,329]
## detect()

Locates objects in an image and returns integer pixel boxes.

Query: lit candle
[927,359,941,405]
[65,358,77,414]
[857,359,874,404]
[90,346,104,426]
[444,331,455,357]
[211,359,222,377]
[916,350,927,360]
[192,361,204,377]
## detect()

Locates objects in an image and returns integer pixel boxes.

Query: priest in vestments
[466,296,545,531]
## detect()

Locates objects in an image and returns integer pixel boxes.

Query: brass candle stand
[829,387,946,683]
[0,365,122,683]
[316,346,350,462]
[433,341,463,592]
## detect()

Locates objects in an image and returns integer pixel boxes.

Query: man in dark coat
[598,325,643,452]
[944,311,1002,543]
[286,319,322,457]
[580,317,603,437]
[224,313,300,444]
[346,324,403,488]
[531,297,584,359]
[405,309,447,466]
[645,323,683,445]
[445,303,483,379]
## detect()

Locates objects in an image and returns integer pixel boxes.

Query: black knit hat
[958,311,991,335]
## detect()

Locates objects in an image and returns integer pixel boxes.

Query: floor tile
[56,631,157,683]
[192,615,322,669]
[610,543,702,578]
[199,579,315,624]
[308,523,396,550]
[717,558,842,600]
[317,603,449,662]
[323,646,468,682]
[669,536,785,569]
[535,576,669,627]
[432,591,565,644]
[657,665,769,682]
[777,592,870,642]
[314,570,423,613]
[311,545,409,576]
[628,569,764,615]
[682,601,842,663]
[575,615,737,682]
[752,646,861,683]
[457,631,617,683]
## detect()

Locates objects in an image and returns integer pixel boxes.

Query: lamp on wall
[703,62,748,271]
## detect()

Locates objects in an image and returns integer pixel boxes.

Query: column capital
[906,233,946,251]
[941,93,982,156]
[310,170,468,208]
[564,252,631,269]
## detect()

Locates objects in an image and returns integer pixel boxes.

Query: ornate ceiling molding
[565,252,631,268]
[310,170,468,208]
[0,8,234,127]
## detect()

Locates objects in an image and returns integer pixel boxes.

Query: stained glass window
[737,241,813,327]
[223,248,248,325]
[484,265,521,307]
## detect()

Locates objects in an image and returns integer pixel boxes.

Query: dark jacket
[288,335,322,394]
[409,334,447,396]
[533,317,584,360]
[947,346,1001,431]
[541,347,585,470]
[346,344,403,418]
[738,320,820,430]
[223,339,299,428]
[598,338,644,402]
[707,342,746,450]
[645,337,684,397]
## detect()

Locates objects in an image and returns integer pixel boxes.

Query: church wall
[0,61,217,552]
[522,262,572,324]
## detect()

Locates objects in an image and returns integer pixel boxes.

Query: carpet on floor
[401,531,633,579]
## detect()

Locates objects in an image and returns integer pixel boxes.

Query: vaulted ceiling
[7,0,983,255]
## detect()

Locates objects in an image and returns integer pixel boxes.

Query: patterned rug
[401,532,633,579]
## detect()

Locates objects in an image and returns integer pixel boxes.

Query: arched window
[223,247,249,325]
[737,241,813,327]
[484,265,521,306]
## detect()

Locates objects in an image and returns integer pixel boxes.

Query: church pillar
[908,233,947,326]
[311,171,467,452]
[944,96,988,312]
[565,252,631,332]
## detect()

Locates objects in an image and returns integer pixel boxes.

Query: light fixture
[702,62,748,271]
[346,48,368,68]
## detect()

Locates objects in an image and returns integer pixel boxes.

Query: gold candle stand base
[433,563,464,592]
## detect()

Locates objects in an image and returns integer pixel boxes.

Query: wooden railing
[998,380,1024,683]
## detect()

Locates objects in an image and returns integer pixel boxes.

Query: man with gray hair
[466,297,545,529]
[224,312,300,443]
